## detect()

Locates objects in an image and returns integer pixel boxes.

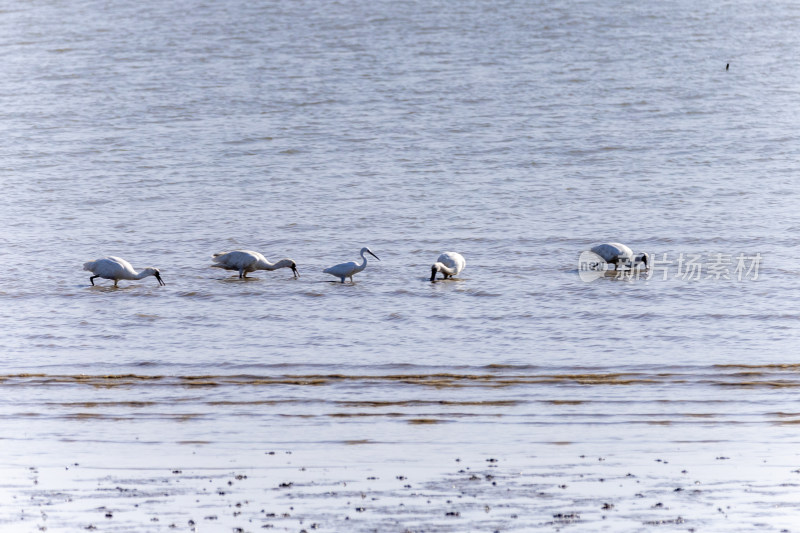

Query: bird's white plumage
[323,247,380,283]
[431,251,466,281]
[83,256,164,287]
[590,243,633,264]
[589,242,648,271]
[211,250,298,279]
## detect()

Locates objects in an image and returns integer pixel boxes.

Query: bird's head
[290,261,299,278]
[430,263,440,282]
[146,268,166,286]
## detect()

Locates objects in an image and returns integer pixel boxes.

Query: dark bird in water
[726,63,729,71]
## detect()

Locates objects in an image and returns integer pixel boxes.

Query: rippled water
[2,0,800,530]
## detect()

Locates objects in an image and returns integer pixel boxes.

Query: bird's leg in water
[89,275,98,286]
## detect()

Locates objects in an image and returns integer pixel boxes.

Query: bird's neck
[133,268,153,280]
[259,258,290,271]
[435,262,456,276]
[356,252,370,272]
[256,258,277,270]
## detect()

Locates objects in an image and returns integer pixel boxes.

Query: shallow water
[2,0,800,530]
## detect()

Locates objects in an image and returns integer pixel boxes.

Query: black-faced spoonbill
[83,256,165,287]
[211,250,298,279]
[590,243,648,271]
[323,247,380,283]
[430,251,466,281]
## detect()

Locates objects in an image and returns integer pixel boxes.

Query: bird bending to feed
[323,247,380,283]
[83,256,165,287]
[211,250,298,279]
[590,242,648,271]
[430,251,466,281]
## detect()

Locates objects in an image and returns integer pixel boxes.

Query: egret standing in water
[590,242,648,270]
[83,256,165,287]
[211,250,298,279]
[323,247,380,283]
[430,251,466,281]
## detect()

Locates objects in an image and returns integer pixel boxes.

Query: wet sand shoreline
[3,365,800,531]
[4,442,799,532]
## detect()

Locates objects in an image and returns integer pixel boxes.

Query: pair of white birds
[82,249,467,287]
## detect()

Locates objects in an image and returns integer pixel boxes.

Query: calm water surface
[2,0,800,530]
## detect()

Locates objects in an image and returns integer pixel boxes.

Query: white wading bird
[323,247,380,283]
[211,250,298,279]
[590,242,648,271]
[83,256,165,287]
[430,251,466,281]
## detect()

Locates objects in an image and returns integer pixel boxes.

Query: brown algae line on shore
[2,372,800,389]
[713,363,800,370]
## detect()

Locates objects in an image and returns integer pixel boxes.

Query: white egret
[323,247,380,283]
[211,250,298,279]
[83,256,165,287]
[430,251,466,281]
[590,243,648,270]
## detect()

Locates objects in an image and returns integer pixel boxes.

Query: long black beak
[430,267,437,282]
[369,251,381,261]
[155,273,165,286]
[291,265,299,278]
